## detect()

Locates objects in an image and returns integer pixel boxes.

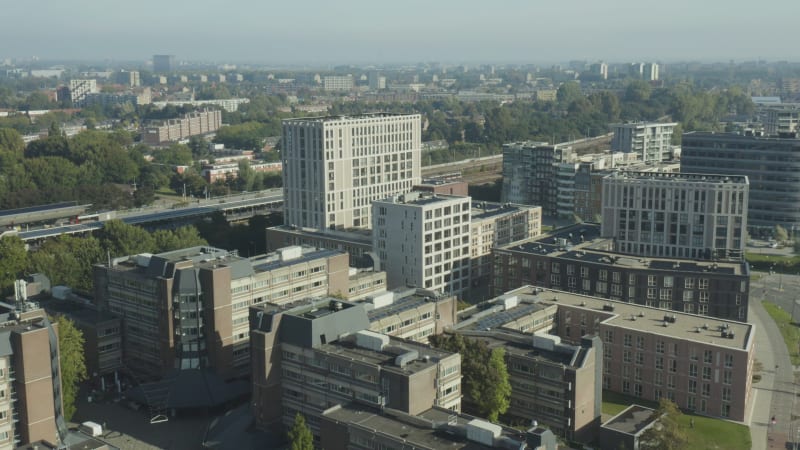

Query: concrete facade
[611,122,676,163]
[601,171,749,261]
[282,113,422,230]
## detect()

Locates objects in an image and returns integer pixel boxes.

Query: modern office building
[249,299,462,442]
[372,192,471,297]
[611,122,676,163]
[501,141,577,215]
[367,71,386,90]
[282,113,422,230]
[142,109,222,145]
[152,54,175,73]
[0,307,66,448]
[92,245,364,381]
[681,131,800,230]
[67,79,98,106]
[320,404,558,450]
[470,202,542,285]
[763,105,800,136]
[492,224,751,321]
[601,171,749,260]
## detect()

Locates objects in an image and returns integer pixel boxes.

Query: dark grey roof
[125,369,249,410]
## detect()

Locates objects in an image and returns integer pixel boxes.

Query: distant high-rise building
[152,54,175,73]
[282,113,422,230]
[629,63,644,78]
[68,79,97,106]
[644,62,659,81]
[590,62,608,80]
[368,71,386,90]
[611,122,677,163]
[116,70,140,87]
[323,75,354,91]
[501,142,577,216]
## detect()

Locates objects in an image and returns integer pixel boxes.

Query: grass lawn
[762,301,800,365]
[745,252,800,273]
[602,391,751,450]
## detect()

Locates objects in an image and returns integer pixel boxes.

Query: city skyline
[3,0,798,64]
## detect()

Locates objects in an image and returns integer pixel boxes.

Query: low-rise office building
[320,404,558,450]
[492,223,750,321]
[92,245,361,381]
[453,294,599,441]
[249,299,462,443]
[501,286,754,422]
[364,288,458,343]
[266,225,373,267]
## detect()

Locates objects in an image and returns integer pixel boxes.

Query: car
[769,242,779,248]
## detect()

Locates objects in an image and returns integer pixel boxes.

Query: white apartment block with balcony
[283,113,421,230]
[372,192,471,298]
[601,171,749,260]
[611,122,677,163]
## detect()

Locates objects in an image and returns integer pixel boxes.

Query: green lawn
[602,391,751,450]
[745,252,800,273]
[762,301,800,365]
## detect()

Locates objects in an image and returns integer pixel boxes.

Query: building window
[655,357,664,370]
[701,383,711,397]
[724,353,733,368]
[688,379,697,394]
[702,367,712,380]
[689,364,697,378]
[655,340,665,354]
[703,350,713,364]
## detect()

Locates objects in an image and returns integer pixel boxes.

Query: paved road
[748,272,800,450]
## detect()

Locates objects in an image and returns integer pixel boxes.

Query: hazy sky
[2,0,798,64]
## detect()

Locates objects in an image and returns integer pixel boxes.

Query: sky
[2,0,798,65]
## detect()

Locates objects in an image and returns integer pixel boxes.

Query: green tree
[775,224,789,243]
[556,81,583,106]
[287,413,314,450]
[430,333,511,422]
[28,235,104,292]
[153,226,208,252]
[99,220,156,257]
[639,398,689,450]
[0,236,28,296]
[55,315,87,421]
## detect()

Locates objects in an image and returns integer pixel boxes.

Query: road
[749,271,800,450]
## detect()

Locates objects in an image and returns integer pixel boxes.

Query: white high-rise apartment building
[601,171,749,260]
[611,121,677,163]
[283,113,422,230]
[68,79,98,106]
[644,62,659,81]
[372,192,471,297]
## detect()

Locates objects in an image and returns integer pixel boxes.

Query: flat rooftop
[323,334,454,376]
[605,171,749,185]
[268,225,373,245]
[479,334,579,366]
[324,404,530,450]
[504,287,753,351]
[471,202,538,221]
[499,223,747,275]
[376,192,465,207]
[602,404,657,436]
[283,113,419,123]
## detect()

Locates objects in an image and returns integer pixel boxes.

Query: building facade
[68,79,98,106]
[282,113,422,230]
[152,55,175,73]
[0,308,65,448]
[372,192,472,297]
[266,225,373,267]
[764,105,800,136]
[323,75,354,91]
[681,132,800,229]
[601,171,749,260]
[142,109,222,145]
[492,224,751,321]
[470,202,542,284]
[249,299,461,443]
[611,122,676,163]
[92,245,353,381]
[501,142,577,215]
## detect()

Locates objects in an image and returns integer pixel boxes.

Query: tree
[287,412,313,450]
[639,398,689,450]
[556,81,582,106]
[774,224,789,243]
[430,333,511,422]
[28,235,104,292]
[0,236,28,296]
[55,315,87,421]
[153,226,208,252]
[99,220,156,257]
